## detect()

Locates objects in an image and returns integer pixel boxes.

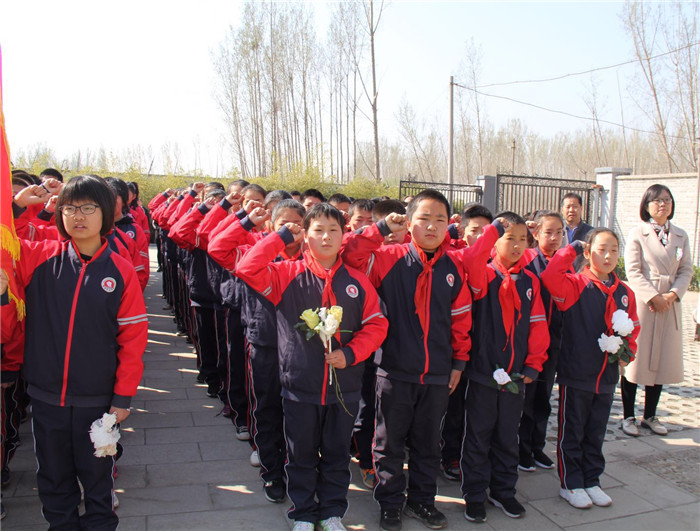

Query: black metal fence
[494,174,596,220]
[398,180,483,214]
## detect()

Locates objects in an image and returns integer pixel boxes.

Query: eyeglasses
[60,204,100,216]
[650,198,673,206]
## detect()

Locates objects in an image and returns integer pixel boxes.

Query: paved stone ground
[2,247,699,530]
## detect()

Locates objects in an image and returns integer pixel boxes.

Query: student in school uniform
[236,203,388,531]
[460,211,550,523]
[2,175,148,530]
[541,229,640,509]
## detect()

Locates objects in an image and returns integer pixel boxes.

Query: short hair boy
[460,211,550,523]
[236,203,388,530]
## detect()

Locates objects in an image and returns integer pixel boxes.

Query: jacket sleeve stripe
[451,304,472,316]
[366,254,376,277]
[118,314,149,325]
[361,312,385,325]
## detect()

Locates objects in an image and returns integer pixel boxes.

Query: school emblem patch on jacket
[346,284,358,298]
[101,277,117,293]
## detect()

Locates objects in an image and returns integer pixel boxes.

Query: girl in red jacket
[2,175,148,530]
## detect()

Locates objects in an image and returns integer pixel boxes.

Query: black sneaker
[488,494,525,518]
[206,384,220,398]
[441,459,460,481]
[380,508,402,531]
[404,501,447,529]
[533,449,555,469]
[518,451,536,472]
[464,501,486,523]
[196,374,206,383]
[263,479,286,503]
[1,466,9,488]
[1,501,6,520]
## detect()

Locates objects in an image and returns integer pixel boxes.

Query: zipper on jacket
[60,263,88,406]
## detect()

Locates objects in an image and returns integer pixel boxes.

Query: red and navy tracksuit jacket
[342,219,499,385]
[467,255,550,386]
[8,238,148,409]
[541,242,639,394]
[236,227,389,405]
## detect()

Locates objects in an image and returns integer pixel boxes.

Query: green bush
[616,257,627,281]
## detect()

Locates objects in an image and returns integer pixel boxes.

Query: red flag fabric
[0,46,25,320]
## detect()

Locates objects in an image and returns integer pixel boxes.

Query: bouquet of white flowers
[89,412,121,458]
[296,306,352,415]
[598,309,634,364]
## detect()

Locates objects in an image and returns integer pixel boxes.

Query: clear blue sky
[1,1,642,176]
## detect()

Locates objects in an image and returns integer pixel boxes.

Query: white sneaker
[112,491,120,509]
[292,522,315,531]
[641,416,668,436]
[621,417,639,437]
[560,488,593,509]
[585,486,612,507]
[250,450,261,467]
[318,516,347,531]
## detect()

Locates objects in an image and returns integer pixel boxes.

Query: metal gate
[398,180,483,214]
[494,174,596,220]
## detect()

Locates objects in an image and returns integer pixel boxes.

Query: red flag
[0,46,25,320]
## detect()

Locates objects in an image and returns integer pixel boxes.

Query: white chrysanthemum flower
[493,368,512,385]
[598,333,624,353]
[89,413,121,458]
[611,309,634,337]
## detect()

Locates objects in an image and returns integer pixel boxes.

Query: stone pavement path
[2,247,699,530]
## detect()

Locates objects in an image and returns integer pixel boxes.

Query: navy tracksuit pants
[557,385,613,490]
[283,399,359,523]
[224,308,248,428]
[32,400,117,531]
[373,376,450,510]
[441,374,468,463]
[519,347,559,457]
[352,356,376,470]
[248,343,285,482]
[192,306,226,388]
[460,379,524,503]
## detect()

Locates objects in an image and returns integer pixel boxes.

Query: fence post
[595,167,631,229]
[477,175,497,213]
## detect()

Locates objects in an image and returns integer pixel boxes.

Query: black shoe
[464,501,486,523]
[1,466,9,488]
[518,451,536,472]
[263,479,286,503]
[404,501,447,529]
[206,384,220,398]
[196,374,206,383]
[1,501,6,520]
[533,449,555,469]
[380,508,402,531]
[441,459,460,481]
[488,494,525,518]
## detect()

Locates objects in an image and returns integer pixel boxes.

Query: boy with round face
[235,203,388,530]
[342,189,505,531]
[348,199,375,232]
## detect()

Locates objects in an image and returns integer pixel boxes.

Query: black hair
[372,199,405,221]
[290,190,301,197]
[371,196,390,203]
[11,170,36,188]
[328,193,351,206]
[533,210,564,228]
[56,175,115,239]
[300,188,325,202]
[303,202,345,231]
[127,182,140,208]
[103,177,130,216]
[264,190,293,208]
[205,189,226,201]
[639,183,675,221]
[561,192,583,207]
[241,183,267,198]
[406,189,451,220]
[494,210,526,226]
[585,227,620,246]
[461,203,493,224]
[271,199,305,224]
[206,181,225,191]
[349,199,375,217]
[40,167,63,182]
[229,179,250,188]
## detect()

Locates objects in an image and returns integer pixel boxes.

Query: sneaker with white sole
[318,516,347,531]
[112,491,119,509]
[292,521,314,531]
[250,450,261,467]
[641,416,668,436]
[560,487,593,509]
[585,486,612,507]
[621,417,639,437]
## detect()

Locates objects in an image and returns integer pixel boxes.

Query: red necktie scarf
[492,257,523,353]
[413,240,448,336]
